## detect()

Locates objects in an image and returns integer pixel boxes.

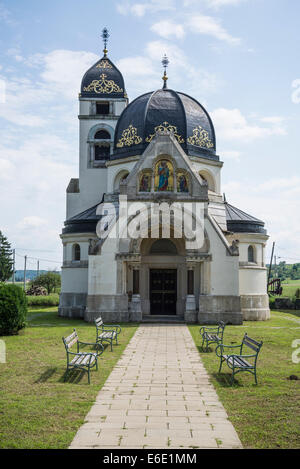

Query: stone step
[142,315,185,324]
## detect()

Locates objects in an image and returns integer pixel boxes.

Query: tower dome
[80,28,126,99]
[113,88,216,160]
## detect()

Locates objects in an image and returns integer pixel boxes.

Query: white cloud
[187,14,240,44]
[151,20,185,39]
[184,0,245,7]
[118,39,220,100]
[39,50,98,100]
[221,150,241,161]
[18,216,48,229]
[117,0,175,17]
[223,177,300,260]
[211,108,287,142]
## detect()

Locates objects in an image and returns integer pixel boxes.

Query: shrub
[295,288,300,299]
[269,296,275,309]
[0,284,28,335]
[26,294,59,307]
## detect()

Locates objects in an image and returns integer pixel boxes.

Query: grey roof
[225,201,266,234]
[63,204,101,235]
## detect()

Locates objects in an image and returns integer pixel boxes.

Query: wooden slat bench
[199,321,226,351]
[216,333,263,385]
[95,316,121,352]
[62,329,104,384]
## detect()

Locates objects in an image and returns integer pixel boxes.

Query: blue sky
[0,0,299,269]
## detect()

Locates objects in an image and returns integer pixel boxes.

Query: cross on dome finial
[102,27,110,57]
[162,54,169,89]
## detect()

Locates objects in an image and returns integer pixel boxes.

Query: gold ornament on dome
[83,73,123,94]
[96,59,113,69]
[116,125,142,148]
[145,121,184,144]
[187,125,214,149]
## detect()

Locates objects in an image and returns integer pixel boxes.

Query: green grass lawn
[189,311,300,449]
[281,279,300,298]
[0,307,138,449]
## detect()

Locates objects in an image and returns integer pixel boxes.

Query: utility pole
[12,249,15,283]
[23,255,27,291]
[268,242,275,286]
[37,260,40,278]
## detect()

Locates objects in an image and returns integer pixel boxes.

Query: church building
[59,30,270,324]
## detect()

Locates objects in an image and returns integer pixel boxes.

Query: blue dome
[113,88,217,160]
[81,55,126,99]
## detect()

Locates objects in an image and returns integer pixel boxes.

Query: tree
[30,271,61,295]
[0,231,14,283]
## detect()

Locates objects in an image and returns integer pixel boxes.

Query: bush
[0,284,28,335]
[269,296,275,309]
[26,294,59,307]
[295,288,300,299]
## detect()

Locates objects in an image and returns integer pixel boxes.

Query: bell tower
[66,29,128,218]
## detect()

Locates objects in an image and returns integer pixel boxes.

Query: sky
[0,0,299,270]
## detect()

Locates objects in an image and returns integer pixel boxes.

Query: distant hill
[13,270,61,282]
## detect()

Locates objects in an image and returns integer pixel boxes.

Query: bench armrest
[215,343,241,358]
[102,325,121,333]
[200,326,218,335]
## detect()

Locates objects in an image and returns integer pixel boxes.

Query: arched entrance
[139,237,186,316]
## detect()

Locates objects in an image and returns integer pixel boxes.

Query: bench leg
[230,369,236,386]
[218,357,223,373]
[88,368,91,385]
[110,340,113,352]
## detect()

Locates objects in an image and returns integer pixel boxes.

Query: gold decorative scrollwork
[187,126,214,149]
[116,125,142,148]
[145,121,184,144]
[83,73,123,94]
[96,59,113,69]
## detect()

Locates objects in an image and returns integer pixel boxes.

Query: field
[0,307,138,449]
[189,310,300,449]
[281,279,300,298]
[0,308,299,449]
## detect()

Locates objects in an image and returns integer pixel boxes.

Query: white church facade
[59,31,270,324]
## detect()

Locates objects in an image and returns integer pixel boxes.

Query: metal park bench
[95,316,121,352]
[62,329,103,384]
[216,333,263,385]
[199,321,226,351]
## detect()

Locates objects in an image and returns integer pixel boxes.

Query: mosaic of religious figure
[177,173,189,193]
[155,160,173,192]
[139,172,151,192]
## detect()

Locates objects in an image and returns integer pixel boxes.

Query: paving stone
[69,324,243,449]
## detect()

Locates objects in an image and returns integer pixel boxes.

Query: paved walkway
[70,325,242,449]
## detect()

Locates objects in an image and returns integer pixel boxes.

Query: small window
[95,129,110,140]
[248,245,255,263]
[96,102,109,115]
[95,144,110,160]
[73,244,81,261]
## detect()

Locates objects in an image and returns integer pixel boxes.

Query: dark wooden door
[150,269,177,315]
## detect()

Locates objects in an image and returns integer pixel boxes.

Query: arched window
[248,245,255,263]
[73,244,81,261]
[114,170,129,192]
[94,129,111,161]
[95,129,110,140]
[199,170,216,192]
